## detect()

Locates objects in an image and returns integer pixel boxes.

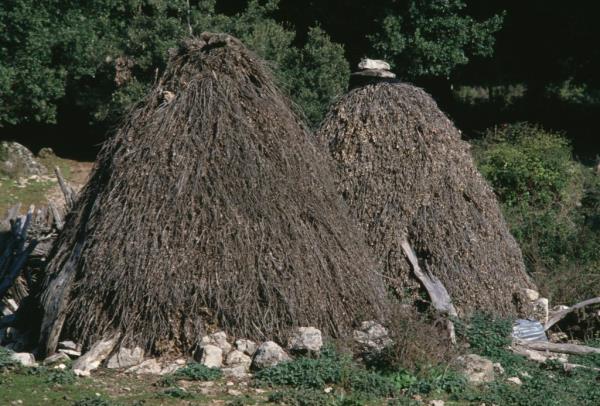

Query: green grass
[0,151,79,215]
[0,177,56,214]
[4,315,600,405]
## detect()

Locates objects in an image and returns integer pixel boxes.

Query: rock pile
[0,323,397,380]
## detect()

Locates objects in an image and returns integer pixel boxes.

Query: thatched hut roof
[37,33,389,356]
[318,82,535,317]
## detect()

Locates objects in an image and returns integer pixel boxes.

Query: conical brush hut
[37,33,389,356]
[318,79,535,317]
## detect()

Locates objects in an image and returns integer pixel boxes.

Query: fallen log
[545,297,600,331]
[515,340,600,355]
[563,362,600,372]
[401,238,458,343]
[54,166,76,209]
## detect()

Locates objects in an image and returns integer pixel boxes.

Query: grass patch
[0,177,56,214]
[158,362,222,387]
[254,345,461,402]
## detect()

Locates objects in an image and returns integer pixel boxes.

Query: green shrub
[473,123,600,303]
[457,313,512,358]
[0,0,349,128]
[46,369,76,385]
[173,362,222,381]
[255,346,350,389]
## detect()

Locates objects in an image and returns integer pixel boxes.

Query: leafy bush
[255,346,351,389]
[473,123,600,303]
[370,0,503,79]
[46,369,76,385]
[173,362,222,381]
[255,344,467,401]
[456,313,512,358]
[0,0,349,128]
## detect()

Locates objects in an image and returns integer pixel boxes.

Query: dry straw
[318,82,535,317]
[37,33,389,356]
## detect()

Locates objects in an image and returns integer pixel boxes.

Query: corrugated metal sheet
[512,319,548,342]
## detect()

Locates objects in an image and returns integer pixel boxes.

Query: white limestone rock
[43,352,71,365]
[251,341,291,370]
[353,321,393,353]
[522,288,540,302]
[200,344,223,368]
[126,358,162,375]
[288,327,323,353]
[200,331,232,355]
[454,354,495,385]
[10,352,37,367]
[358,58,391,71]
[106,346,144,369]
[235,339,258,356]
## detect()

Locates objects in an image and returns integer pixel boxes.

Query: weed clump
[159,362,222,387]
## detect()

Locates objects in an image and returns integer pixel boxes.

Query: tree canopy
[0,0,502,129]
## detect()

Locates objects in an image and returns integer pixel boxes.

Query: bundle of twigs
[37,33,390,357]
[318,82,535,317]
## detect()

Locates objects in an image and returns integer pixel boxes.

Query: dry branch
[54,166,76,209]
[0,206,38,302]
[545,297,600,331]
[401,238,457,343]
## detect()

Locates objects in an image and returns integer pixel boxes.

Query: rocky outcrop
[0,141,47,178]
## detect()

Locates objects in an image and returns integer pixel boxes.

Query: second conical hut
[318,59,535,317]
[37,35,389,357]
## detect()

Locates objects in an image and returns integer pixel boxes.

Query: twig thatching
[37,33,389,356]
[318,82,534,317]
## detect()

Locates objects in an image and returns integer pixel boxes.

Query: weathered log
[545,297,600,331]
[401,238,458,343]
[54,166,76,209]
[400,239,458,317]
[515,340,600,355]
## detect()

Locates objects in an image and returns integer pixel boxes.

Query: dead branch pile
[37,33,389,357]
[318,82,534,317]
[1,203,65,308]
